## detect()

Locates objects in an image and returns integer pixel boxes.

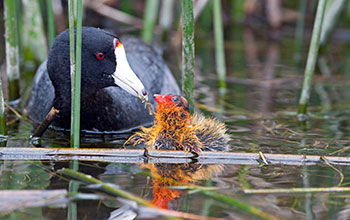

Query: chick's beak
[112,38,148,102]
[154,94,173,106]
[154,94,165,104]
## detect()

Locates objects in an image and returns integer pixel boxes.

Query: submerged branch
[2,148,350,166]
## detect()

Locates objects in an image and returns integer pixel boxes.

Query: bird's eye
[96,52,105,60]
[171,97,179,102]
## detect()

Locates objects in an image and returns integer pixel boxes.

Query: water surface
[1,27,350,219]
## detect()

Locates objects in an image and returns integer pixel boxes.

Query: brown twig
[31,107,59,138]
[4,102,22,119]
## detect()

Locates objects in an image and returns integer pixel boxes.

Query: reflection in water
[142,163,223,209]
[244,27,280,114]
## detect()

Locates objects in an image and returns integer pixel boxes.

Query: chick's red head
[154,94,189,112]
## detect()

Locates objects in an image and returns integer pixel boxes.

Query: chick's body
[128,94,230,153]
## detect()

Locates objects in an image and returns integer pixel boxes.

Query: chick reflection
[142,163,223,209]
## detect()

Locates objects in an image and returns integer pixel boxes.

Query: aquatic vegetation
[68,0,83,148]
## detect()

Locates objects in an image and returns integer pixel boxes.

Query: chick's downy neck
[154,103,191,133]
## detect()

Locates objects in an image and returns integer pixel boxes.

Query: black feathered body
[27,28,180,132]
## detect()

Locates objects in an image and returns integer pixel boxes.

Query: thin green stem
[298,0,326,115]
[182,0,195,114]
[4,0,20,101]
[142,0,159,43]
[69,0,82,149]
[15,0,22,60]
[47,0,56,47]
[213,0,226,90]
[68,0,76,148]
[68,161,79,220]
[22,0,48,62]
[73,0,82,149]
[68,180,79,220]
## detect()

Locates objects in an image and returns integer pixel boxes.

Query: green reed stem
[22,0,48,63]
[142,0,159,43]
[47,0,56,47]
[68,161,79,220]
[68,0,82,149]
[182,0,195,114]
[298,0,326,115]
[4,0,20,101]
[68,0,76,147]
[73,0,82,149]
[213,0,226,90]
[15,0,22,60]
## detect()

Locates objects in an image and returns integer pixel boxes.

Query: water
[1,26,350,219]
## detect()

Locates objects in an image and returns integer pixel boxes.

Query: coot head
[47,27,148,115]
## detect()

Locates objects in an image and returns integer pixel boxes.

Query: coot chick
[126,94,230,153]
[27,27,180,133]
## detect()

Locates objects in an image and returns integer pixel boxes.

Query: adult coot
[27,27,180,133]
[126,94,230,153]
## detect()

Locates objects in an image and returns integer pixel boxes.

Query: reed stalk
[15,0,22,59]
[47,0,56,47]
[67,182,78,220]
[68,161,79,220]
[4,0,20,102]
[142,0,159,43]
[213,0,226,90]
[320,0,346,46]
[182,0,195,114]
[22,0,48,63]
[297,0,326,115]
[68,0,83,149]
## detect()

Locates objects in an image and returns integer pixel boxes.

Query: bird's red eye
[96,52,105,60]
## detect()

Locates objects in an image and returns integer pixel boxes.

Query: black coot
[27,27,180,133]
